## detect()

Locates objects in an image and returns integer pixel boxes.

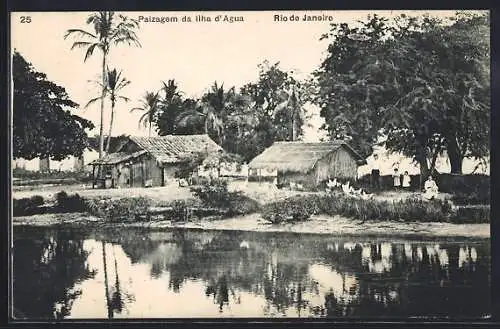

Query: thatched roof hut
[248,141,366,185]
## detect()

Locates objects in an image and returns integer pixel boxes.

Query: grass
[261,192,488,224]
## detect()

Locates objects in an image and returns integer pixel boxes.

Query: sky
[11,10,464,141]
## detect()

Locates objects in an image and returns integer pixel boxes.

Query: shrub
[191,179,231,207]
[191,179,260,216]
[451,206,490,224]
[55,191,87,212]
[226,192,261,216]
[84,197,151,222]
[170,200,189,222]
[12,195,45,216]
[262,196,316,224]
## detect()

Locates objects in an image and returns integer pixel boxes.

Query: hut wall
[315,147,358,183]
[162,164,179,184]
[278,171,316,188]
[144,157,163,186]
[130,159,145,187]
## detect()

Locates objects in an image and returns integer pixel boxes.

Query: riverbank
[12,212,490,239]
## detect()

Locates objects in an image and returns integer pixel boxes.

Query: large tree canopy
[13,51,94,161]
[313,12,490,178]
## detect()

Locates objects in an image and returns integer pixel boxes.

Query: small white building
[12,148,100,173]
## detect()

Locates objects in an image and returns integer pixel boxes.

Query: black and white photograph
[10,10,491,320]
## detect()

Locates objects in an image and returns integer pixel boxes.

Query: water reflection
[13,227,491,319]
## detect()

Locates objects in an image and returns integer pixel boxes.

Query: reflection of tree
[112,229,491,318]
[108,245,124,316]
[13,228,96,319]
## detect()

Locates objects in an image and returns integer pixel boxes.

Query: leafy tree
[314,12,490,184]
[65,11,141,159]
[232,61,309,161]
[130,91,161,137]
[13,230,96,319]
[86,67,131,153]
[13,51,94,161]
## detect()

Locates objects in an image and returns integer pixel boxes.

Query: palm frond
[84,43,99,62]
[117,95,131,102]
[139,112,150,128]
[69,41,93,50]
[64,29,97,40]
[85,96,104,108]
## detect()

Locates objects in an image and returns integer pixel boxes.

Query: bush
[55,191,87,212]
[170,200,189,222]
[451,206,490,224]
[191,179,231,207]
[12,195,45,216]
[84,197,151,222]
[262,196,316,224]
[191,179,260,216]
[225,192,261,216]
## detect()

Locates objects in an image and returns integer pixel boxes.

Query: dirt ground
[12,212,490,239]
[12,180,452,205]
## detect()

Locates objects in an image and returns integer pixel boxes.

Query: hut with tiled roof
[90,134,222,188]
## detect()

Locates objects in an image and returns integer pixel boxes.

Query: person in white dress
[402,171,411,190]
[423,175,439,200]
[393,168,401,190]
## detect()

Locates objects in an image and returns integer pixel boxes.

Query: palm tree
[86,67,131,153]
[176,82,251,143]
[65,11,141,159]
[161,79,182,105]
[274,83,304,141]
[130,92,161,137]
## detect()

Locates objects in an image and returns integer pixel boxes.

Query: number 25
[20,16,31,23]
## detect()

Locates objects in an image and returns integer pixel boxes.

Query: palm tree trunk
[99,54,107,159]
[105,99,115,153]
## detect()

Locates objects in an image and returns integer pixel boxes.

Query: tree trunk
[446,136,463,174]
[417,146,429,190]
[429,145,440,176]
[149,123,152,137]
[99,54,107,159]
[105,99,115,153]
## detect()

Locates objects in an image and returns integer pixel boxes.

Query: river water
[12,226,491,320]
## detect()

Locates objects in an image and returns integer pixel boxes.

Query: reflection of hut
[248,141,366,187]
[89,134,222,188]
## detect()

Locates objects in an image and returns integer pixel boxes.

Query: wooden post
[92,165,96,189]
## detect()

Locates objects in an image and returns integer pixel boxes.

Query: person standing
[402,171,411,190]
[393,167,401,190]
[371,154,381,190]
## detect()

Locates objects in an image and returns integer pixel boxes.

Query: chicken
[342,181,353,195]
